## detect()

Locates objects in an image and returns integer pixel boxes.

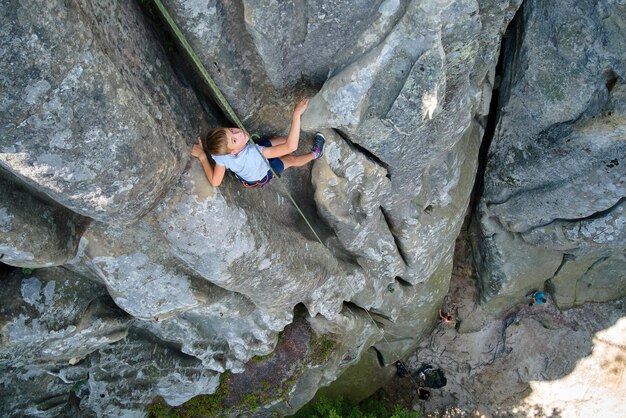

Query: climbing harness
[152,0,323,243]
[151,0,424,394]
[236,171,273,188]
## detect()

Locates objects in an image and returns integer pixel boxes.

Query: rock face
[413,284,626,416]
[2,0,623,417]
[0,174,89,267]
[0,268,220,417]
[0,0,201,224]
[473,0,626,318]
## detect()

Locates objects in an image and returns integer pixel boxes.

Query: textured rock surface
[375,237,626,417]
[165,0,517,410]
[1,0,520,414]
[0,267,221,417]
[0,0,202,223]
[2,0,624,416]
[0,268,129,369]
[474,0,626,315]
[0,174,88,267]
[412,280,626,416]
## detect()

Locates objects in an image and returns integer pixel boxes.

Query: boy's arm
[192,137,225,187]
[262,98,308,159]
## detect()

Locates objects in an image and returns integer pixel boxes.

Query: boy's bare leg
[281,153,315,169]
[269,136,287,146]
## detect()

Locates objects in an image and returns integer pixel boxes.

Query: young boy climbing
[191,98,325,188]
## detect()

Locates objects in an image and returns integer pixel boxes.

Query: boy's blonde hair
[204,128,230,155]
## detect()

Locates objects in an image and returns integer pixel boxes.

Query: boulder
[0,0,204,223]
[69,212,289,374]
[0,267,220,417]
[0,175,88,267]
[0,267,130,369]
[81,329,220,415]
[475,0,626,313]
[2,0,582,415]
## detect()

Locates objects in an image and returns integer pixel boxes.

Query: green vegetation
[250,353,273,364]
[293,396,421,418]
[146,372,231,418]
[21,268,33,275]
[311,336,337,364]
[241,392,259,410]
[69,379,87,395]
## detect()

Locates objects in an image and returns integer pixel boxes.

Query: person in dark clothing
[416,364,447,389]
[395,360,409,377]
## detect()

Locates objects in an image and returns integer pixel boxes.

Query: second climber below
[191,98,325,188]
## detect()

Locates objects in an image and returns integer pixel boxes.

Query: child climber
[191,98,325,188]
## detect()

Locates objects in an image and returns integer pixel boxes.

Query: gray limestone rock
[0,267,220,417]
[9,0,625,415]
[242,0,403,90]
[80,330,220,415]
[522,199,626,256]
[303,0,519,294]
[312,131,405,312]
[0,175,88,267]
[0,268,130,369]
[69,213,289,375]
[475,0,626,313]
[0,0,202,223]
[153,162,358,321]
[0,363,91,418]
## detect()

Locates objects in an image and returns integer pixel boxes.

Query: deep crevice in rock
[0,261,18,274]
[543,254,573,302]
[604,68,619,92]
[137,0,230,128]
[466,5,525,305]
[395,276,412,287]
[468,4,523,214]
[552,253,575,278]
[371,346,386,368]
[343,301,391,326]
[333,128,390,178]
[130,326,202,363]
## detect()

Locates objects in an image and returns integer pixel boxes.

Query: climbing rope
[152,0,323,244]
[151,0,423,395]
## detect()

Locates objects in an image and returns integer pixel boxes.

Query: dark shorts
[240,139,284,188]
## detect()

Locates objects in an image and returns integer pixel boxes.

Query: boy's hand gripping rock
[293,98,309,117]
[191,137,206,160]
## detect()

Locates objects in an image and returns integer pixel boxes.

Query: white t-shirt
[212,144,268,182]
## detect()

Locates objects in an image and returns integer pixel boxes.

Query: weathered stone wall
[6,0,621,416]
[473,0,626,321]
[0,0,523,415]
[0,0,202,225]
[0,173,89,267]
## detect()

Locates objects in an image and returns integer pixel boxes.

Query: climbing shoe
[311,132,326,159]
